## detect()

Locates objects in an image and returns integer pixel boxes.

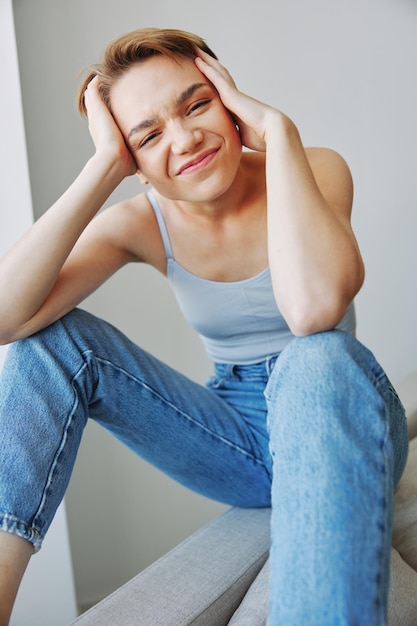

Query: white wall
[13,0,417,611]
[2,1,77,623]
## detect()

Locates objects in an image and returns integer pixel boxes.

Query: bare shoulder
[305,147,354,217]
[86,190,165,270]
[305,146,351,177]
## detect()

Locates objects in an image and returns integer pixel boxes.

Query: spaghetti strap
[146,189,174,260]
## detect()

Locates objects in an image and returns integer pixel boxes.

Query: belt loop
[226,363,237,377]
[265,354,278,376]
[265,357,272,377]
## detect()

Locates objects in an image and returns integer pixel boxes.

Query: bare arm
[264,119,364,335]
[195,53,364,336]
[0,78,137,344]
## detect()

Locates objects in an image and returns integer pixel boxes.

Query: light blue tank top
[147,190,356,364]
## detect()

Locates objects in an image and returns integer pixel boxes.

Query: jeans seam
[373,412,392,625]
[93,355,268,469]
[31,360,89,532]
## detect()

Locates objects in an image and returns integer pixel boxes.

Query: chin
[155,172,237,203]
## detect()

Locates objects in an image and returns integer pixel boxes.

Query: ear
[136,171,149,185]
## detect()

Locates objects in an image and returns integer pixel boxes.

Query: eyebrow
[127,82,208,140]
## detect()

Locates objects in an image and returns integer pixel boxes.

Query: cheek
[135,149,166,182]
[222,111,242,145]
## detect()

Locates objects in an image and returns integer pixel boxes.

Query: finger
[195,61,235,101]
[196,48,222,68]
[84,77,113,125]
[84,76,102,101]
[83,76,101,112]
[195,51,236,87]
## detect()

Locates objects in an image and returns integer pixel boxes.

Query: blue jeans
[0,309,408,624]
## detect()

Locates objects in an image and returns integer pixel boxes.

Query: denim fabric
[0,309,272,553]
[264,331,408,625]
[0,309,408,624]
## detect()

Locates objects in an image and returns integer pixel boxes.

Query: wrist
[88,149,134,182]
[263,110,298,144]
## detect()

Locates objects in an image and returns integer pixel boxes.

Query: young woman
[0,28,408,625]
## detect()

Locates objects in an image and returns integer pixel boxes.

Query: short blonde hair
[77,27,217,115]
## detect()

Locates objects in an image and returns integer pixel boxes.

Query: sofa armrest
[72,507,271,626]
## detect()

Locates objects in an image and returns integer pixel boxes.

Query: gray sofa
[73,372,417,625]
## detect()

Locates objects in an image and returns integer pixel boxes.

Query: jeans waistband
[213,354,280,380]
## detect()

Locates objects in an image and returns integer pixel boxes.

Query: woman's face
[109,54,243,202]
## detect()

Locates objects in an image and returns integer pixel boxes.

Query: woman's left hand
[195,50,280,152]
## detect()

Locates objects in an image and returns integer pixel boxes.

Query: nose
[170,120,203,155]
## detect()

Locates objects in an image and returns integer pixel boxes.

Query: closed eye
[188,99,211,114]
[136,99,211,148]
[139,132,160,149]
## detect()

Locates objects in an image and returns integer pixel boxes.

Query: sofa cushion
[226,548,417,626]
[388,548,417,626]
[393,436,417,571]
[228,558,269,625]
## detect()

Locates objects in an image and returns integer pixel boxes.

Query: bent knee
[264,330,372,408]
[275,330,360,377]
[284,329,357,359]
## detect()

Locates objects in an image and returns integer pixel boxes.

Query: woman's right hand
[83,77,138,178]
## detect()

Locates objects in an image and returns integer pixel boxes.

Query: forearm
[265,113,364,335]
[0,154,126,343]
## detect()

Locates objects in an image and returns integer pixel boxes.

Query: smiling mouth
[177,149,219,175]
